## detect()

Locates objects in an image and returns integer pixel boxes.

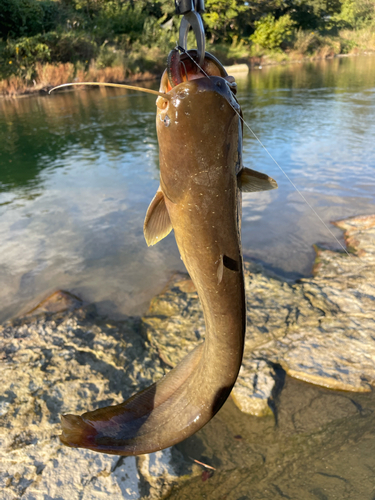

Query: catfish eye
[156,96,169,110]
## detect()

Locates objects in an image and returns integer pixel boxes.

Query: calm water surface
[0,54,374,322]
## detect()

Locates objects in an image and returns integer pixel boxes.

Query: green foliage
[284,0,342,30]
[93,1,147,41]
[227,36,250,59]
[0,0,42,38]
[38,0,63,33]
[203,0,247,43]
[140,16,177,52]
[0,31,98,80]
[46,32,98,63]
[1,36,50,79]
[0,0,63,39]
[340,35,358,52]
[96,42,122,68]
[339,0,358,25]
[330,0,375,29]
[293,28,325,52]
[250,14,296,50]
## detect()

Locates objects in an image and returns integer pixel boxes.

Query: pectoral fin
[238,167,278,192]
[144,188,172,246]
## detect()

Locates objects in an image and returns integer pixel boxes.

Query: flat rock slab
[1,214,374,498]
[0,307,197,499]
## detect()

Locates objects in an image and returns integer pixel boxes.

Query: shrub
[0,31,98,80]
[96,42,122,69]
[227,36,249,60]
[330,0,375,30]
[292,29,341,57]
[93,1,147,41]
[140,16,176,53]
[293,29,325,54]
[45,32,98,63]
[0,0,62,39]
[250,14,296,51]
[1,36,50,80]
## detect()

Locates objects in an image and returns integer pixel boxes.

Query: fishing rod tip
[47,81,170,99]
[49,83,69,94]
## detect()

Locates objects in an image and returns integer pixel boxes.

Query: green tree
[250,13,296,50]
[93,1,147,40]
[331,0,375,28]
[0,0,43,38]
[282,0,343,30]
[0,0,63,39]
[203,0,247,42]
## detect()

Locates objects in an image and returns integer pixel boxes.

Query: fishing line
[237,121,352,258]
[180,47,353,259]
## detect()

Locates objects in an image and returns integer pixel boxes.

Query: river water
[0,54,375,323]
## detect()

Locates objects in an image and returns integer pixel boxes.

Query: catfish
[58,53,277,455]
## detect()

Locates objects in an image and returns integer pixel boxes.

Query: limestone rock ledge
[0,300,198,499]
[1,214,374,499]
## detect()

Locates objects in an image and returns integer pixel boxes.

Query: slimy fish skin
[59,55,277,456]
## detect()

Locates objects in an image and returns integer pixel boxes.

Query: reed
[0,62,158,97]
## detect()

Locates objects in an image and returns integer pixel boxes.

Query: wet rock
[22,290,84,318]
[231,360,276,417]
[0,306,193,499]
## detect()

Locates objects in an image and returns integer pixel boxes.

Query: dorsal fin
[143,188,173,246]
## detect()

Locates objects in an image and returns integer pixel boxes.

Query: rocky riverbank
[1,214,374,499]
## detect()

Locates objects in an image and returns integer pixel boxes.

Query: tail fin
[60,343,233,455]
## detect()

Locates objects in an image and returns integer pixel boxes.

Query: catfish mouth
[160,49,237,95]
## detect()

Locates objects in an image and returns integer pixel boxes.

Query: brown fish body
[59,69,276,455]
[153,76,246,437]
[158,76,245,401]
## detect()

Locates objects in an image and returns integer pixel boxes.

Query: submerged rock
[0,214,374,498]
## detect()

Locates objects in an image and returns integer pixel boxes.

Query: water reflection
[0,54,374,322]
[238,54,375,276]
[0,88,159,195]
[0,87,179,322]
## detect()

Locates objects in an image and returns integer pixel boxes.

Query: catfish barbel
[56,51,277,455]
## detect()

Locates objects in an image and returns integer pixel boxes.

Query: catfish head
[156,76,241,203]
[144,53,277,248]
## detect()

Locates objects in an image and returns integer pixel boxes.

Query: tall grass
[339,26,375,52]
[0,45,166,97]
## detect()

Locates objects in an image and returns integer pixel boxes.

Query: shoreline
[1,49,373,100]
